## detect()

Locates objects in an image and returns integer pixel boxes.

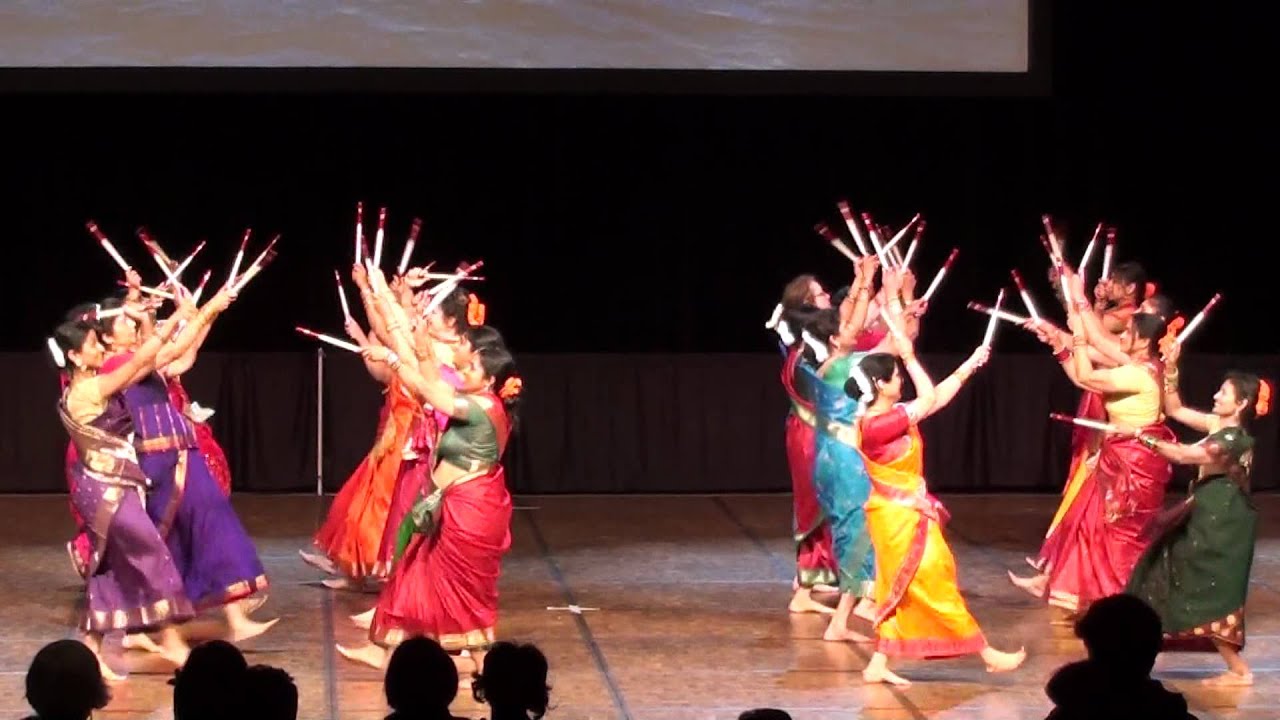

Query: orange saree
[859,406,986,658]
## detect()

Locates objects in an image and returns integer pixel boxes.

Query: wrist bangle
[1140,435,1159,450]
[1053,347,1070,362]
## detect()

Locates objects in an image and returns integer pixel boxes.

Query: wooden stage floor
[1,492,1278,720]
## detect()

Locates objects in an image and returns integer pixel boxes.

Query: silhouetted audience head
[244,664,298,720]
[472,642,551,719]
[172,640,249,720]
[1074,593,1163,678]
[739,710,793,720]
[1045,594,1196,720]
[385,637,460,719]
[23,639,109,720]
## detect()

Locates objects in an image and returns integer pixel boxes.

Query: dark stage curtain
[2,352,1275,494]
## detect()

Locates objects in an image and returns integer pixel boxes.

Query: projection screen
[0,1,1029,73]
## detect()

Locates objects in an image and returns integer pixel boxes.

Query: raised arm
[834,255,879,347]
[892,327,938,423]
[362,343,466,418]
[927,345,989,418]
[1159,342,1217,434]
[96,303,199,397]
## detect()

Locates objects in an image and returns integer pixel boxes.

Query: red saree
[781,347,837,588]
[1045,425,1174,612]
[1033,391,1106,571]
[371,393,513,651]
[313,377,421,580]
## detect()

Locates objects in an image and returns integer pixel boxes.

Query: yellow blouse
[1102,364,1161,427]
[65,377,107,425]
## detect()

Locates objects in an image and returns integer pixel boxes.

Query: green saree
[1127,426,1257,650]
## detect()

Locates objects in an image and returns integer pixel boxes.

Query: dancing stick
[920,248,959,301]
[169,240,206,279]
[1101,230,1116,281]
[373,207,387,267]
[228,229,251,286]
[1010,269,1041,321]
[86,221,132,273]
[191,270,213,303]
[836,201,870,255]
[335,270,352,321]
[968,301,1028,325]
[1040,235,1062,272]
[137,228,178,276]
[1041,215,1064,265]
[118,281,175,300]
[296,326,362,353]
[901,220,925,269]
[231,236,280,293]
[1049,412,1119,434]
[1078,223,1102,282]
[354,202,364,264]
[883,214,920,260]
[1175,293,1222,344]
[862,213,892,269]
[397,218,422,275]
[814,223,859,261]
[982,289,1005,347]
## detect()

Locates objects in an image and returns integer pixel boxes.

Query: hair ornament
[801,330,828,363]
[499,376,523,400]
[1158,315,1185,361]
[1257,379,1271,417]
[467,293,487,325]
[47,337,65,368]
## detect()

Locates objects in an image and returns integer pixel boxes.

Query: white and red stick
[228,229,251,287]
[1078,223,1103,282]
[1050,412,1119,434]
[814,223,859,262]
[1100,228,1116,281]
[920,248,959,302]
[968,301,1028,325]
[397,218,422,276]
[296,326,361,353]
[191,270,213,303]
[901,220,925,269]
[335,270,352,321]
[836,201,869,255]
[354,202,364,264]
[86,221,132,273]
[373,207,387,267]
[1176,293,1222,344]
[982,289,1005,347]
[1010,269,1041,321]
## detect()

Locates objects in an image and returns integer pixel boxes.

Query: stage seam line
[710,495,929,720]
[320,590,340,720]
[521,508,632,720]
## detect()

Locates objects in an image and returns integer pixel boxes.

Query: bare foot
[853,598,878,623]
[336,643,387,669]
[789,590,836,615]
[159,641,190,668]
[1202,671,1253,687]
[121,633,163,654]
[228,617,280,643]
[241,595,268,616]
[982,646,1027,673]
[1007,570,1047,598]
[97,656,127,683]
[1024,556,1043,571]
[823,625,874,643]
[863,666,910,686]
[350,608,375,629]
[321,576,361,590]
[299,549,337,575]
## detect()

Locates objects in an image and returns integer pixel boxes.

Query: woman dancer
[302,268,472,588]
[1024,274,1174,614]
[772,278,838,613]
[1126,351,1267,686]
[52,301,200,677]
[94,291,275,641]
[337,269,518,673]
[796,255,884,637]
[851,329,1025,685]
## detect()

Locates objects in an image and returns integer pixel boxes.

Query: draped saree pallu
[376,365,464,573]
[103,354,267,609]
[314,375,421,580]
[859,408,987,658]
[1033,391,1106,572]
[1128,427,1258,651]
[781,347,837,589]
[1044,425,1175,613]
[800,353,874,597]
[371,393,514,652]
[59,384,195,634]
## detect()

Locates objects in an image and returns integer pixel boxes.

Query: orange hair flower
[467,293,486,325]
[1257,379,1272,417]
[1145,281,1158,298]
[1158,315,1185,360]
[499,376,523,400]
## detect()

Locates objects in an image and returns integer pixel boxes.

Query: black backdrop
[4,352,1275,495]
